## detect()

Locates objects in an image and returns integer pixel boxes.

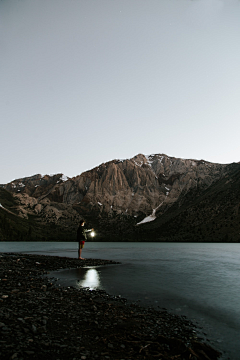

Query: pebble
[31,325,37,333]
[10,353,18,359]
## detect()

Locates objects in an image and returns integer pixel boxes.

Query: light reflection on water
[50,266,105,291]
[76,268,100,290]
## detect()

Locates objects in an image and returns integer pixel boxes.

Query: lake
[1,241,240,360]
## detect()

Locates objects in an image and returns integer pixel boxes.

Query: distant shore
[0,253,221,360]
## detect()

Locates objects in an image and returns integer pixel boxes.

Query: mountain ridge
[1,153,239,242]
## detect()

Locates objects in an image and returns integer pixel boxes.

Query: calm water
[1,242,240,360]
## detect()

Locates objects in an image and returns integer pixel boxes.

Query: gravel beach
[0,253,221,360]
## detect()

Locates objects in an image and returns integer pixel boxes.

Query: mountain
[139,162,240,242]
[0,174,80,241]
[1,153,240,242]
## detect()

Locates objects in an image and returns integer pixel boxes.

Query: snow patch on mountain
[136,214,156,225]
[60,174,69,182]
[136,202,163,225]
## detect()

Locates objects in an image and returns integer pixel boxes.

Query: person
[77,220,93,259]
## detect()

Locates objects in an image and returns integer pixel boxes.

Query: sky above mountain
[1,0,240,184]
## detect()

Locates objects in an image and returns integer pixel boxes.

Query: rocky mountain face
[139,162,240,242]
[1,154,240,242]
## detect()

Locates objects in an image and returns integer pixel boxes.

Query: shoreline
[0,253,222,360]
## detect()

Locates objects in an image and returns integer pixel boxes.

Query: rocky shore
[0,253,221,360]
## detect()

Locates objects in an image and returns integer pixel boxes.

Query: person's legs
[78,242,84,259]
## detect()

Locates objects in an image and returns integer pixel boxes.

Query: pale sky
[1,0,240,184]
